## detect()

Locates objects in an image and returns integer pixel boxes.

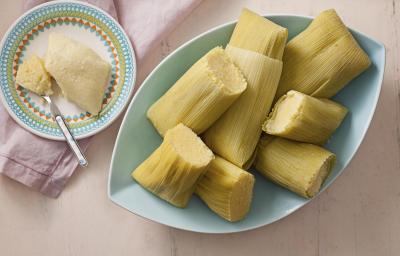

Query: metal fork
[42,95,88,167]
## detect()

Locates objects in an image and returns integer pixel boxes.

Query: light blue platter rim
[108,14,385,233]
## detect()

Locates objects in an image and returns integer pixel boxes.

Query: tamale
[16,55,53,96]
[263,90,348,145]
[196,156,255,222]
[255,136,336,198]
[230,8,288,59]
[147,47,247,136]
[203,45,283,168]
[275,9,371,100]
[203,9,287,168]
[132,124,214,208]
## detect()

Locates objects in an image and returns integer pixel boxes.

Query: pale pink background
[0,0,399,256]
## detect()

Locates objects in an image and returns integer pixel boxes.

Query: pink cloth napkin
[0,0,202,198]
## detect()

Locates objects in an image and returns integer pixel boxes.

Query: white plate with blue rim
[0,0,136,140]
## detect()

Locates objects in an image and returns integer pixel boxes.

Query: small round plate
[0,1,136,140]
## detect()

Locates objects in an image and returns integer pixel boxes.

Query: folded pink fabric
[0,0,202,198]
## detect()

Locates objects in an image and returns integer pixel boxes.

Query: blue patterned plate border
[0,0,136,140]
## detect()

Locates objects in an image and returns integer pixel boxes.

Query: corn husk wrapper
[132,124,214,208]
[203,45,283,168]
[255,136,336,198]
[196,156,255,222]
[263,90,348,145]
[147,47,247,137]
[230,8,288,59]
[275,9,371,100]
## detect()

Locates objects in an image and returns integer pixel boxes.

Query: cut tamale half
[203,45,283,168]
[147,47,247,137]
[263,90,348,145]
[230,8,288,59]
[195,156,255,222]
[132,124,214,208]
[16,55,53,96]
[275,9,371,100]
[255,136,336,198]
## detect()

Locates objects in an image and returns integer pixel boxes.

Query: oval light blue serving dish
[108,14,385,234]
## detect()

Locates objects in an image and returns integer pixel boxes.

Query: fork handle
[54,115,88,167]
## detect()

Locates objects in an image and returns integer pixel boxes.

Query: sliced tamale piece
[263,90,348,145]
[255,136,336,198]
[16,55,53,96]
[203,45,283,168]
[275,9,371,100]
[132,124,214,208]
[147,47,247,137]
[195,156,255,222]
[229,8,288,59]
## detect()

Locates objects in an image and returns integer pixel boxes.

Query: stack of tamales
[255,9,370,199]
[130,8,372,222]
[203,8,288,169]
